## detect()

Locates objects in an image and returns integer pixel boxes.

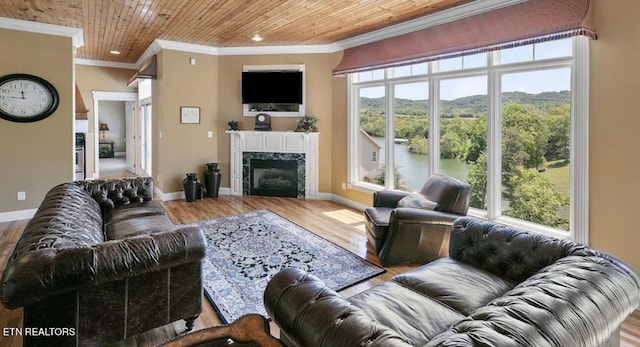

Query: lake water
[375,137,471,191]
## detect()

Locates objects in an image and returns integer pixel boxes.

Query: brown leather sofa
[365,174,471,265]
[265,217,640,347]
[1,177,206,346]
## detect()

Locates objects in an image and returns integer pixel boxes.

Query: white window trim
[347,37,589,243]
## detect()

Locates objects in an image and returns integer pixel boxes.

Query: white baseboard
[156,187,232,201]
[0,208,38,223]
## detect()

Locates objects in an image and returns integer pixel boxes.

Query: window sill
[467,208,571,240]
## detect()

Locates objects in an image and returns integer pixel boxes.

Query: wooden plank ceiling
[0,0,472,64]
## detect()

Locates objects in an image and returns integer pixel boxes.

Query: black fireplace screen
[249,159,298,197]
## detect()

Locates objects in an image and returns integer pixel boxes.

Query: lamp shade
[99,123,110,131]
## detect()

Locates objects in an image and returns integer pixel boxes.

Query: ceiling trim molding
[217,43,343,55]
[75,58,138,69]
[336,0,529,49]
[0,16,84,49]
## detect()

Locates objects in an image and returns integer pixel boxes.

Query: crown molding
[0,16,84,49]
[74,58,138,69]
[336,0,529,49]
[217,43,343,55]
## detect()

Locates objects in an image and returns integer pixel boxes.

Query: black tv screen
[242,71,303,104]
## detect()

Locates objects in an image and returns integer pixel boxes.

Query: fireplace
[250,159,298,197]
[243,152,306,198]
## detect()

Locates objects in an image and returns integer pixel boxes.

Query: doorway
[92,92,139,179]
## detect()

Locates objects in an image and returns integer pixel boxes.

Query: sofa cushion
[347,281,464,346]
[105,214,176,240]
[105,201,167,224]
[393,258,516,316]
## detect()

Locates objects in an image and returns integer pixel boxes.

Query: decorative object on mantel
[254,113,271,131]
[99,123,110,141]
[227,120,239,131]
[180,106,200,124]
[203,163,222,198]
[295,114,318,133]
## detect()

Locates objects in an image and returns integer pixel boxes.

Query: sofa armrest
[392,207,460,225]
[1,226,205,309]
[372,190,410,208]
[426,255,640,347]
[264,268,412,347]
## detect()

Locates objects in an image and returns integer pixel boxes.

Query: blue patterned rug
[184,209,385,323]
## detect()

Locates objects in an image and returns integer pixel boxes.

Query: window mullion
[572,36,589,244]
[385,80,395,190]
[487,69,502,219]
[429,77,440,175]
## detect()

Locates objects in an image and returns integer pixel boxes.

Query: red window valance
[333,0,595,75]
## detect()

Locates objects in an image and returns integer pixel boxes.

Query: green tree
[502,102,549,171]
[545,105,570,162]
[467,151,488,209]
[408,135,428,154]
[506,168,569,230]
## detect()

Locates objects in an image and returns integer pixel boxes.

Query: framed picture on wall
[180,106,200,124]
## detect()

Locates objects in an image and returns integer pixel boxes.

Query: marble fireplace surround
[227,131,319,199]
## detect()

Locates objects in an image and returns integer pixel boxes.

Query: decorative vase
[183,173,200,202]
[204,163,222,198]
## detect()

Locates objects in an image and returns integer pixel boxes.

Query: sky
[359,38,572,101]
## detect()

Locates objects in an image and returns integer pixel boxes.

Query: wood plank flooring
[0,195,638,346]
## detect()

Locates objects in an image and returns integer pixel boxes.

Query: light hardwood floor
[0,196,638,346]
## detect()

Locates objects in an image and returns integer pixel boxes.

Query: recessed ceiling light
[251,34,263,42]
[110,50,121,55]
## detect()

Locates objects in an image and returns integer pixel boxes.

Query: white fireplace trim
[226,131,319,199]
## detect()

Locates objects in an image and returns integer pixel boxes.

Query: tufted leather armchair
[364,174,471,266]
[265,217,640,347]
[1,177,206,346]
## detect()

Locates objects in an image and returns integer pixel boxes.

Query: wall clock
[0,74,59,123]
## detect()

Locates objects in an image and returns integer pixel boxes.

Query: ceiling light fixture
[251,34,263,42]
[109,50,121,55]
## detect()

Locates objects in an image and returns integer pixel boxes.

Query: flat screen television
[242,71,303,104]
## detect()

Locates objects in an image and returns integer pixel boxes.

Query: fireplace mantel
[226,131,319,199]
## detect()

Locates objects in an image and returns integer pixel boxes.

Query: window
[348,37,588,240]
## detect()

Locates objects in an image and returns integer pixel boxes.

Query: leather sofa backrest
[74,176,154,211]
[419,174,470,215]
[449,217,596,283]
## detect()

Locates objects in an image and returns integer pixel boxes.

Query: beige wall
[0,29,74,213]
[75,65,137,178]
[589,0,640,271]
[216,53,341,194]
[153,50,219,193]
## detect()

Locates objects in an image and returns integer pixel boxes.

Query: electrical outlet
[17,191,26,200]
[341,182,346,190]
[208,131,213,138]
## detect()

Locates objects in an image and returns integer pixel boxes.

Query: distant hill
[360,90,570,117]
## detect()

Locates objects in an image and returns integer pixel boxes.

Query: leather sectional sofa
[265,217,640,347]
[1,177,206,346]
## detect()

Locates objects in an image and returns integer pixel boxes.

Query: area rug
[183,209,385,323]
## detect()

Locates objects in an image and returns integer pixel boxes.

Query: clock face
[0,74,59,123]
[258,114,266,122]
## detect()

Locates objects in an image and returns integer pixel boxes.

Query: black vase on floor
[203,163,222,198]
[183,173,200,202]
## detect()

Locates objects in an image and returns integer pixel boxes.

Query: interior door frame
[92,91,138,178]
